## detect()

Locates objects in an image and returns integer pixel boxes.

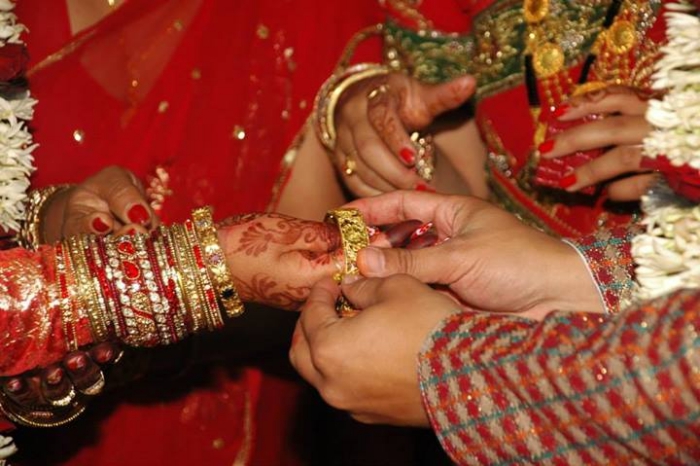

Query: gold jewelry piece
[0,389,87,428]
[325,208,370,317]
[47,386,76,408]
[191,206,245,318]
[344,155,357,176]
[314,64,390,151]
[410,132,436,182]
[17,184,72,250]
[367,84,389,100]
[78,372,105,396]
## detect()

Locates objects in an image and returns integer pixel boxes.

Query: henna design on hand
[236,274,310,310]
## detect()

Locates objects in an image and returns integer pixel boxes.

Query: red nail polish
[415,183,435,192]
[559,172,577,189]
[538,139,555,155]
[553,104,570,118]
[127,228,138,236]
[46,367,64,385]
[410,222,433,240]
[127,204,150,225]
[66,354,87,372]
[399,147,415,165]
[92,217,110,233]
[5,378,23,393]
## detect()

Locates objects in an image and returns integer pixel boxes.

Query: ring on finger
[344,152,358,176]
[410,132,436,182]
[367,84,389,100]
[78,371,105,397]
[48,386,76,408]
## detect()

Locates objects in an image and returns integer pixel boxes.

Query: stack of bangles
[55,206,244,351]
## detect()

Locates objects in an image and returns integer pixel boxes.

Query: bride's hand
[216,213,343,310]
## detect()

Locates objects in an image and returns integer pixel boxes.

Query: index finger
[345,190,445,226]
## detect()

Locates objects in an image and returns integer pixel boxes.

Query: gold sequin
[232,125,246,140]
[256,24,269,39]
[131,79,139,88]
[212,438,225,450]
[281,110,290,120]
[158,101,169,113]
[299,100,308,109]
[73,129,85,144]
[191,68,202,80]
[173,20,184,32]
[607,20,636,54]
[533,42,564,77]
[523,0,549,23]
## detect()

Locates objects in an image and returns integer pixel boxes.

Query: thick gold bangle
[325,208,370,317]
[0,389,87,428]
[17,184,72,249]
[191,207,245,318]
[314,64,390,151]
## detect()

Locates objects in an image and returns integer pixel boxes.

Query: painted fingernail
[415,183,435,192]
[410,222,433,240]
[127,204,150,225]
[559,172,577,189]
[5,378,23,393]
[65,353,87,372]
[538,139,555,155]
[366,226,380,238]
[127,228,138,236]
[399,147,415,165]
[553,104,570,119]
[92,217,110,233]
[46,367,65,385]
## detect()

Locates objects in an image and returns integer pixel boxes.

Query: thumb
[357,246,448,284]
[405,75,476,128]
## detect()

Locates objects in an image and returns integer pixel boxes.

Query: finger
[606,174,656,201]
[357,243,452,282]
[40,365,75,405]
[2,376,42,406]
[384,220,424,247]
[559,86,648,121]
[289,321,323,388]
[341,274,425,310]
[343,146,397,193]
[89,342,122,365]
[406,231,438,249]
[367,81,417,167]
[400,75,476,129]
[299,277,341,343]
[564,145,644,192]
[114,223,148,237]
[81,166,155,228]
[346,190,447,226]
[542,115,651,159]
[352,122,421,188]
[64,352,105,396]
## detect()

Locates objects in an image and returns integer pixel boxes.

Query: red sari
[11,0,381,464]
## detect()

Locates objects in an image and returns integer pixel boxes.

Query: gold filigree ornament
[607,20,636,54]
[410,131,435,182]
[0,389,87,428]
[533,42,565,78]
[325,208,370,317]
[523,0,549,24]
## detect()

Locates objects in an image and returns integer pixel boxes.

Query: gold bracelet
[314,64,390,151]
[191,206,245,318]
[17,184,72,250]
[325,208,370,317]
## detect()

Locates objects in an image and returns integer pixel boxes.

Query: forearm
[418,290,700,464]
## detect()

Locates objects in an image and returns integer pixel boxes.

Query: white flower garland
[633,1,700,300]
[0,0,35,234]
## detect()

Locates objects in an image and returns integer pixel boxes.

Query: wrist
[548,240,606,314]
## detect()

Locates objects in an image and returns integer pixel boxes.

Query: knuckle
[618,146,641,169]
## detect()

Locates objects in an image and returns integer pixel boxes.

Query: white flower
[0,434,17,460]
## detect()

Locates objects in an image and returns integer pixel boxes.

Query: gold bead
[607,20,636,54]
[523,0,549,23]
[533,42,564,77]
[73,129,85,143]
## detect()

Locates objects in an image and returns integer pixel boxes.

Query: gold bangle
[324,208,370,317]
[17,184,72,250]
[314,64,390,151]
[191,206,245,318]
[0,389,87,428]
